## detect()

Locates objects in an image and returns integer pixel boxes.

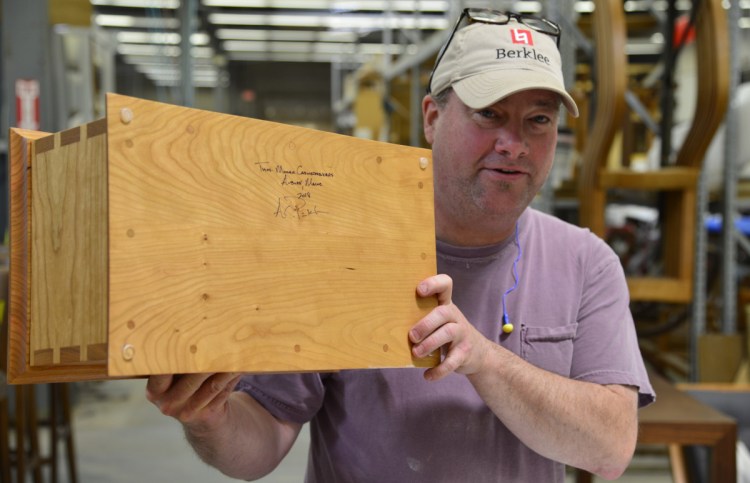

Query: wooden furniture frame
[0,373,9,483]
[8,94,439,384]
[8,383,78,483]
[578,0,730,303]
[640,375,739,483]
[670,383,750,483]
[575,373,738,483]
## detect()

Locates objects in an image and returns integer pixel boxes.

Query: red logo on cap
[510,29,534,46]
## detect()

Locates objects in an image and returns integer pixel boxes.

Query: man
[147,10,655,482]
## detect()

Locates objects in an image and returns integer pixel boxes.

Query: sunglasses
[427,9,562,94]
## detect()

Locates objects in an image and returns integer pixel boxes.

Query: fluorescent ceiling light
[92,0,179,7]
[227,51,391,63]
[123,55,217,66]
[215,28,358,42]
[512,1,541,13]
[222,40,406,55]
[150,75,218,87]
[137,64,217,74]
[116,44,214,58]
[95,14,180,29]
[118,44,181,56]
[116,31,210,45]
[623,0,692,10]
[208,13,448,29]
[202,0,448,11]
[136,67,218,81]
[356,43,406,55]
[227,51,353,62]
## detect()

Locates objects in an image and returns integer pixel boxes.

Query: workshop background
[1,0,750,482]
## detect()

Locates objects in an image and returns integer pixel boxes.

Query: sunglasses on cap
[427,9,562,94]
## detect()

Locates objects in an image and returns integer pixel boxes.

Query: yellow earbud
[502,323,514,334]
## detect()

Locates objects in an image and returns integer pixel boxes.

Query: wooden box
[7,93,437,384]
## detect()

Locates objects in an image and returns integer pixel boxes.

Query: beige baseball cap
[430,20,579,117]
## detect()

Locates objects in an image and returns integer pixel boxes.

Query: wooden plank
[663,190,695,280]
[48,0,92,27]
[639,372,737,483]
[29,121,109,367]
[8,128,48,381]
[626,277,692,304]
[599,167,699,190]
[697,334,744,383]
[674,0,730,169]
[577,0,627,233]
[675,382,750,392]
[105,93,438,376]
[639,372,736,433]
[7,127,109,384]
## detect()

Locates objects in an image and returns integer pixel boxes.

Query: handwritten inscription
[274,196,328,220]
[254,161,334,220]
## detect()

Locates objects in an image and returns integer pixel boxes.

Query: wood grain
[7,127,109,383]
[30,122,108,367]
[105,94,438,376]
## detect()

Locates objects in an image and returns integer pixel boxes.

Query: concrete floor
[66,379,307,483]
[50,379,673,483]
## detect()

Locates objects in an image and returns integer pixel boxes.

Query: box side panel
[7,128,48,382]
[106,93,438,376]
[29,122,108,366]
[7,125,110,384]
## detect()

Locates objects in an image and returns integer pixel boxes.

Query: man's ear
[422,94,439,145]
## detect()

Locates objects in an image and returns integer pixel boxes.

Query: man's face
[423,89,560,244]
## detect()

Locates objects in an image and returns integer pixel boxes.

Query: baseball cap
[429,17,579,118]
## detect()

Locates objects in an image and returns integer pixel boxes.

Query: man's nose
[493,125,528,158]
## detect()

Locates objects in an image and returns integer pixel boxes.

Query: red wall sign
[16,79,40,130]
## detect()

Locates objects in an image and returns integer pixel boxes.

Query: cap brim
[452,70,580,118]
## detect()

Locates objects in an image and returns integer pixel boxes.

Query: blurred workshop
[1,0,750,482]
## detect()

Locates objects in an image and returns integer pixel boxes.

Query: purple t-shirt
[237,208,655,482]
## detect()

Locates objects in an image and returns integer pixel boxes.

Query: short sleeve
[572,239,655,407]
[236,373,327,424]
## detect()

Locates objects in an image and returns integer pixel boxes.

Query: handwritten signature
[274,196,327,220]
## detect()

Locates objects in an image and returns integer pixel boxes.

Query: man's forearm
[184,391,301,481]
[467,344,638,479]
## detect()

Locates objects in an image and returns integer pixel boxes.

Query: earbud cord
[501,222,522,333]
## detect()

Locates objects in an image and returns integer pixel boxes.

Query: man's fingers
[173,373,214,398]
[410,304,455,343]
[205,372,243,399]
[174,373,242,421]
[417,274,453,305]
[146,374,175,401]
[423,355,457,382]
[145,372,244,427]
[204,374,243,412]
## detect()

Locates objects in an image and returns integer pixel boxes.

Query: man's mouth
[489,167,523,175]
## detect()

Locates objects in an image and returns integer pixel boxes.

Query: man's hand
[410,274,492,381]
[146,373,242,430]
[146,373,301,480]
[412,278,638,479]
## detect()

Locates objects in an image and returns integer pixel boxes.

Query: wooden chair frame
[577,0,730,304]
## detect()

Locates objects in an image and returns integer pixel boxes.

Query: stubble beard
[439,177,527,239]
